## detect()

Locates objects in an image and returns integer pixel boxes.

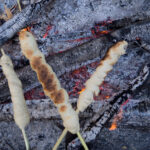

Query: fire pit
[0,0,150,149]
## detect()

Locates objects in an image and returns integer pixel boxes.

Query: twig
[53,109,88,150]
[68,64,150,148]
[77,132,89,150]
[0,0,53,46]
[17,0,22,11]
[22,129,30,150]
[53,128,67,150]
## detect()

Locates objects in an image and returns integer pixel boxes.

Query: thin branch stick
[53,128,68,150]
[68,64,150,148]
[21,129,30,150]
[0,0,53,46]
[77,132,89,150]
[17,0,22,11]
[52,109,88,150]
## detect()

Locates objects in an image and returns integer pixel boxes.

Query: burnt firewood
[0,2,150,48]
[0,0,54,46]
[0,20,150,103]
[135,39,150,53]
[0,37,110,103]
[68,64,150,149]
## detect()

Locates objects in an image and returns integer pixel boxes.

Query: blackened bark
[68,64,150,149]
[0,0,54,46]
[0,37,110,103]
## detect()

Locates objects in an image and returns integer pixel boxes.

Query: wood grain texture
[0,0,53,46]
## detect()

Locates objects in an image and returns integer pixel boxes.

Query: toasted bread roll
[0,49,30,130]
[77,41,128,112]
[19,31,79,134]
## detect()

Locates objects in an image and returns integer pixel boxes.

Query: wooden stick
[22,129,30,150]
[53,128,68,150]
[77,132,89,150]
[53,109,88,150]
[53,129,88,150]
[17,0,22,11]
[0,49,30,150]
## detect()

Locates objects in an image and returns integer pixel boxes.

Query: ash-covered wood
[0,37,110,103]
[68,64,150,149]
[0,63,149,150]
[0,0,54,46]
[1,20,150,103]
[135,39,150,53]
[0,99,60,120]
[0,0,150,54]
[0,0,150,149]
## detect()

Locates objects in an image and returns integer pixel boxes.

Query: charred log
[135,39,150,53]
[0,0,54,46]
[0,37,110,103]
[68,64,150,149]
[0,20,150,103]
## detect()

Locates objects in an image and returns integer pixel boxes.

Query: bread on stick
[0,49,30,150]
[77,41,128,112]
[19,31,79,134]
[0,49,30,130]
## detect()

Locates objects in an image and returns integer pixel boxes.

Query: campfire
[0,0,150,150]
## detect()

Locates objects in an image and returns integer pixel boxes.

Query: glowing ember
[91,18,112,38]
[109,99,129,131]
[43,25,53,38]
[109,122,117,131]
[67,37,92,43]
[78,88,85,94]
[21,26,32,32]
[109,108,123,131]
[105,95,110,99]
[65,18,112,43]
[24,89,35,100]
[67,65,91,97]
[24,88,46,100]
[100,30,109,34]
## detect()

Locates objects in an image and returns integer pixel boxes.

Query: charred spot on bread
[98,53,110,67]
[103,53,111,61]
[25,49,33,59]
[60,105,67,112]
[53,89,65,104]
[43,75,55,91]
[31,56,42,69]
[38,64,48,82]
[98,61,103,67]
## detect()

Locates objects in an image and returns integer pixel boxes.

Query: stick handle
[17,0,22,11]
[53,128,68,150]
[53,109,80,149]
[77,132,89,150]
[52,109,89,150]
[22,129,30,150]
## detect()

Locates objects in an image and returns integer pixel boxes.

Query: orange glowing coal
[109,108,123,131]
[105,95,110,99]
[78,88,85,94]
[100,30,109,34]
[43,25,52,38]
[109,99,129,131]
[21,26,32,32]
[43,32,48,38]
[109,122,117,131]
